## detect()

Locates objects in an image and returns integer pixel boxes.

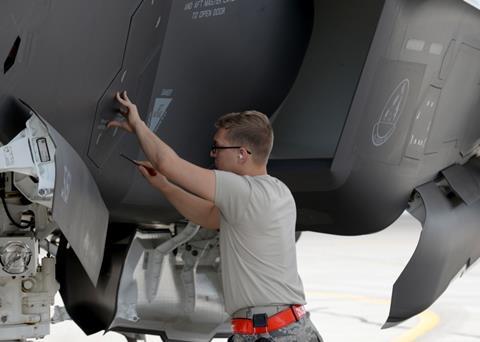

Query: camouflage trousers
[228,315,323,342]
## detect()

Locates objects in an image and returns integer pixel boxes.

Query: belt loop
[290,305,300,322]
[291,305,299,321]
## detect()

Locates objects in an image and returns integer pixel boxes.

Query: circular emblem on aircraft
[372,79,410,147]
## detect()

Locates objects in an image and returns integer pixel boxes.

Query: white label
[406,39,425,52]
[429,43,444,55]
[184,0,236,20]
[149,98,172,131]
[36,138,50,162]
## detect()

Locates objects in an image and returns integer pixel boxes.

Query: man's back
[214,170,306,315]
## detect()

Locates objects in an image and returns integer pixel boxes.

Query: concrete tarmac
[43,213,480,341]
[293,213,480,342]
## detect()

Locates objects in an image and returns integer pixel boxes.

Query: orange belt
[231,305,306,335]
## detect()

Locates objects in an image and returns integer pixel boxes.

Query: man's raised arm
[107,91,215,202]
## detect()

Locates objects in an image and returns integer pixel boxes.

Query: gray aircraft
[0,0,480,341]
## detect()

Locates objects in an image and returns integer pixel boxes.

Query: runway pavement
[290,213,480,342]
[43,213,480,342]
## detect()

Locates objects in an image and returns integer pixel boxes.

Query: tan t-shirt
[214,170,306,315]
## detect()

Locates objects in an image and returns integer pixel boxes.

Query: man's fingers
[116,91,129,106]
[116,91,134,109]
[138,164,157,177]
[107,120,120,129]
[107,120,124,129]
[136,160,153,168]
[119,90,131,104]
[116,91,138,116]
[107,120,132,132]
[123,90,130,102]
[138,165,149,177]
[138,165,158,177]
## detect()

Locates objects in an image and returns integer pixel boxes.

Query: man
[108,91,323,341]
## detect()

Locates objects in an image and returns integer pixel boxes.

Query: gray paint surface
[271,0,386,159]
[387,159,480,326]
[50,121,109,286]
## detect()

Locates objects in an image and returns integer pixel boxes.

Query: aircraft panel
[88,0,172,168]
[359,59,424,165]
[114,0,313,213]
[387,161,480,326]
[404,86,441,160]
[271,0,386,160]
[426,43,480,155]
[49,120,109,286]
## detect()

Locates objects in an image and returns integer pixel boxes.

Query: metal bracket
[0,115,56,208]
[145,221,200,302]
[181,235,215,313]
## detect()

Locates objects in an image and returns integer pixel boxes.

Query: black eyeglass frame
[211,144,252,154]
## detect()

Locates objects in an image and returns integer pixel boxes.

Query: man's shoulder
[214,170,252,201]
[214,171,291,194]
[214,169,251,185]
[214,169,246,178]
[257,174,289,188]
[248,175,294,200]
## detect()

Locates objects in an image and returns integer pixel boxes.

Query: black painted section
[0,97,32,144]
[3,36,20,74]
[56,224,135,334]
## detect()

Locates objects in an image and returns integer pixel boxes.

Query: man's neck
[240,165,268,177]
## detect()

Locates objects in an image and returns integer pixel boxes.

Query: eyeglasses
[211,143,252,154]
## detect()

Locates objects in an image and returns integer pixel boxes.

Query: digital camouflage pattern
[228,315,323,342]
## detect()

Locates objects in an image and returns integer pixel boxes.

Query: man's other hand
[107,91,143,132]
[137,161,170,191]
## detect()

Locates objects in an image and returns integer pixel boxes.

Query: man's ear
[238,148,248,163]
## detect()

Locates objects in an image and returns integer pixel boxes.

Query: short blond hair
[215,110,273,165]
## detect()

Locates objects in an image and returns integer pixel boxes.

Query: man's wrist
[158,180,174,194]
[132,119,146,133]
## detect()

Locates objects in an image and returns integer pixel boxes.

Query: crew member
[108,91,323,341]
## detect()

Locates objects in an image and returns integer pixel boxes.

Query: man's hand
[137,160,220,230]
[137,161,170,191]
[107,91,143,133]
[107,90,216,203]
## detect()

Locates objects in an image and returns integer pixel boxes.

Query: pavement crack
[308,306,408,329]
